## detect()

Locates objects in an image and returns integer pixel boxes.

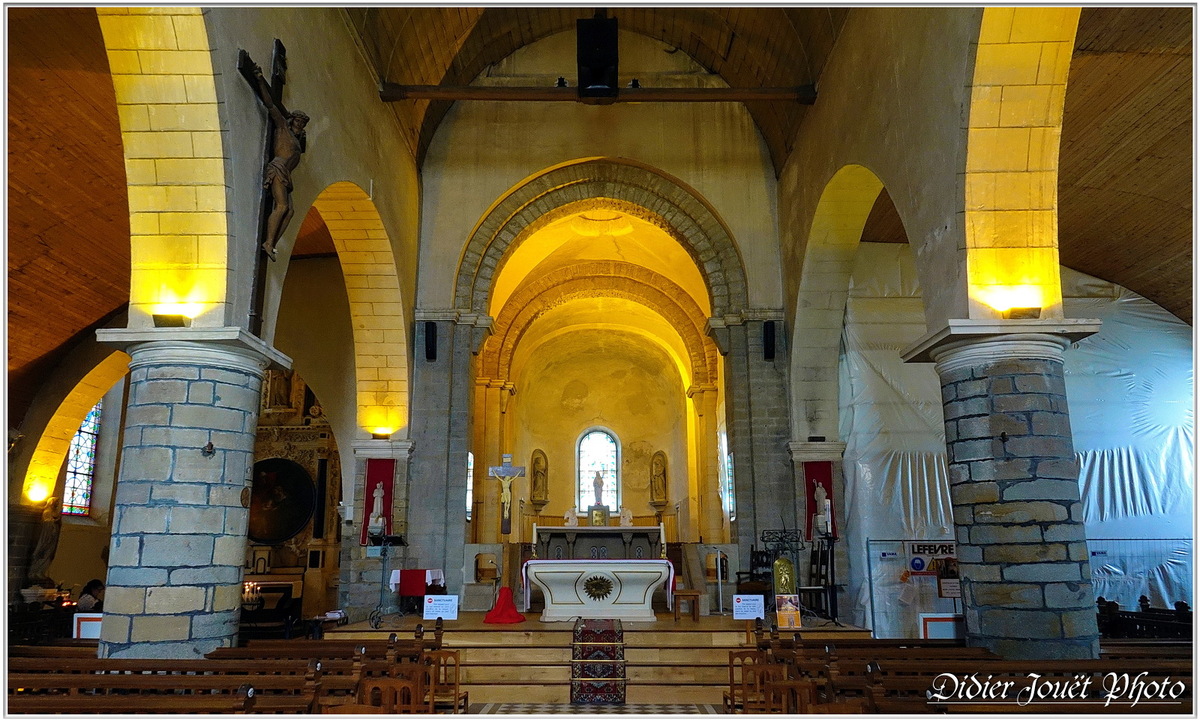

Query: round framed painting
[248,458,316,544]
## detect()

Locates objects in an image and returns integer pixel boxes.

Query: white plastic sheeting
[838,243,1193,635]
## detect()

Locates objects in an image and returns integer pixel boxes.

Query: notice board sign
[733,595,765,620]
[424,594,459,620]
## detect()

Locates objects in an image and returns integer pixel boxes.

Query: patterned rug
[469,703,723,715]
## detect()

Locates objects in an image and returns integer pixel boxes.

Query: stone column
[907,323,1101,660]
[93,331,286,658]
[408,313,484,594]
[711,314,794,559]
[338,439,412,622]
[688,385,724,543]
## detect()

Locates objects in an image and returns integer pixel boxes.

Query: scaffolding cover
[838,243,1193,635]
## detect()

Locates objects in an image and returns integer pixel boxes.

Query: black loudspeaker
[425,321,437,361]
[763,320,776,361]
[577,12,618,98]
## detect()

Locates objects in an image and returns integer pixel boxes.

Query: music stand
[367,534,407,629]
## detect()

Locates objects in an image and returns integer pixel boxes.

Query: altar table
[522,558,674,622]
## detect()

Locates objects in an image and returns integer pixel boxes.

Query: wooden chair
[674,589,702,622]
[740,662,789,714]
[723,649,764,713]
[359,678,424,714]
[425,649,468,714]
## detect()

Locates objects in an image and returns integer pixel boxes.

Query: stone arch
[790,164,886,441]
[310,182,411,436]
[964,7,1082,320]
[455,158,749,318]
[96,8,230,328]
[21,352,131,504]
[482,261,716,384]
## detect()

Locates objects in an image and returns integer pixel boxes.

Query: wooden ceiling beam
[380,82,816,104]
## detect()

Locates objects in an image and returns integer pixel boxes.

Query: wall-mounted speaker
[425,321,437,361]
[763,320,776,361]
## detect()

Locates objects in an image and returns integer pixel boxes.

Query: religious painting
[248,458,316,544]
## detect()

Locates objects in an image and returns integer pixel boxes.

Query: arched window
[577,429,619,512]
[63,399,102,516]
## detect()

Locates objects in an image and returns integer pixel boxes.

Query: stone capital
[97,327,291,376]
[350,438,414,462]
[901,319,1102,368]
[787,440,847,463]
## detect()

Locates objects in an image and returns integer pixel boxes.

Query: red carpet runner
[570,619,625,704]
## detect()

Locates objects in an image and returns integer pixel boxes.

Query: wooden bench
[674,589,701,622]
[7,684,256,715]
[8,671,316,714]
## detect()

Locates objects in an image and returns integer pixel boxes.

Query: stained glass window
[577,430,619,512]
[63,400,102,516]
[466,452,474,520]
[720,431,735,521]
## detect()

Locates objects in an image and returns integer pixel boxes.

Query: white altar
[522,558,674,622]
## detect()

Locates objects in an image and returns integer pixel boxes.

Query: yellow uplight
[369,427,396,437]
[25,480,52,503]
[974,285,1045,313]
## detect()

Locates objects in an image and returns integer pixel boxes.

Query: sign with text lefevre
[909,541,956,576]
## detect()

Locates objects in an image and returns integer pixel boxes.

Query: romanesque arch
[310,182,411,436]
[455,159,748,318]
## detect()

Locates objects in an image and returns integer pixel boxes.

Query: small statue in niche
[650,451,667,503]
[564,506,579,526]
[530,450,548,503]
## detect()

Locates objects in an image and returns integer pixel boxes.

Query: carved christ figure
[250,63,309,261]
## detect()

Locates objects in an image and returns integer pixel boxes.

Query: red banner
[803,460,837,541]
[360,458,396,545]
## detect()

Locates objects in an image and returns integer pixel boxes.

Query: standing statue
[250,63,309,261]
[530,450,548,503]
[367,483,386,534]
[592,471,604,507]
[619,506,633,527]
[650,451,667,503]
[26,497,62,587]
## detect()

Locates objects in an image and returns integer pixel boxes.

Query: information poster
[423,595,459,620]
[775,594,802,630]
[733,595,765,620]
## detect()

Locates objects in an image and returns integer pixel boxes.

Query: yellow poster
[775,594,801,630]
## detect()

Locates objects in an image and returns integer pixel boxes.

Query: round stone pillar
[98,338,275,658]
[932,333,1099,659]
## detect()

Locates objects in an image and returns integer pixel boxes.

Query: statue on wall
[26,497,62,587]
[650,451,667,504]
[530,449,548,504]
[619,506,633,527]
[564,506,579,526]
[249,62,309,261]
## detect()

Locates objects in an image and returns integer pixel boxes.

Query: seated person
[77,579,105,612]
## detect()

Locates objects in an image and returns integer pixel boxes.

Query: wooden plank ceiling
[6,7,1192,426]
[7,7,129,421]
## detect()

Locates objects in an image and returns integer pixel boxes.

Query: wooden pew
[8,671,316,714]
[7,683,256,715]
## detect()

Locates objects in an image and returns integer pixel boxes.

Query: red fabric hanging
[484,586,526,624]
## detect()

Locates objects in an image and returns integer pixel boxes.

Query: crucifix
[488,454,526,536]
[237,41,310,336]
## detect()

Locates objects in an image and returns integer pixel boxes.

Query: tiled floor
[469,703,723,715]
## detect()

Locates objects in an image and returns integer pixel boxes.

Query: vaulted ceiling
[6,7,1193,427]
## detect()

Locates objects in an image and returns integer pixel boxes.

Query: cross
[488,453,525,535]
